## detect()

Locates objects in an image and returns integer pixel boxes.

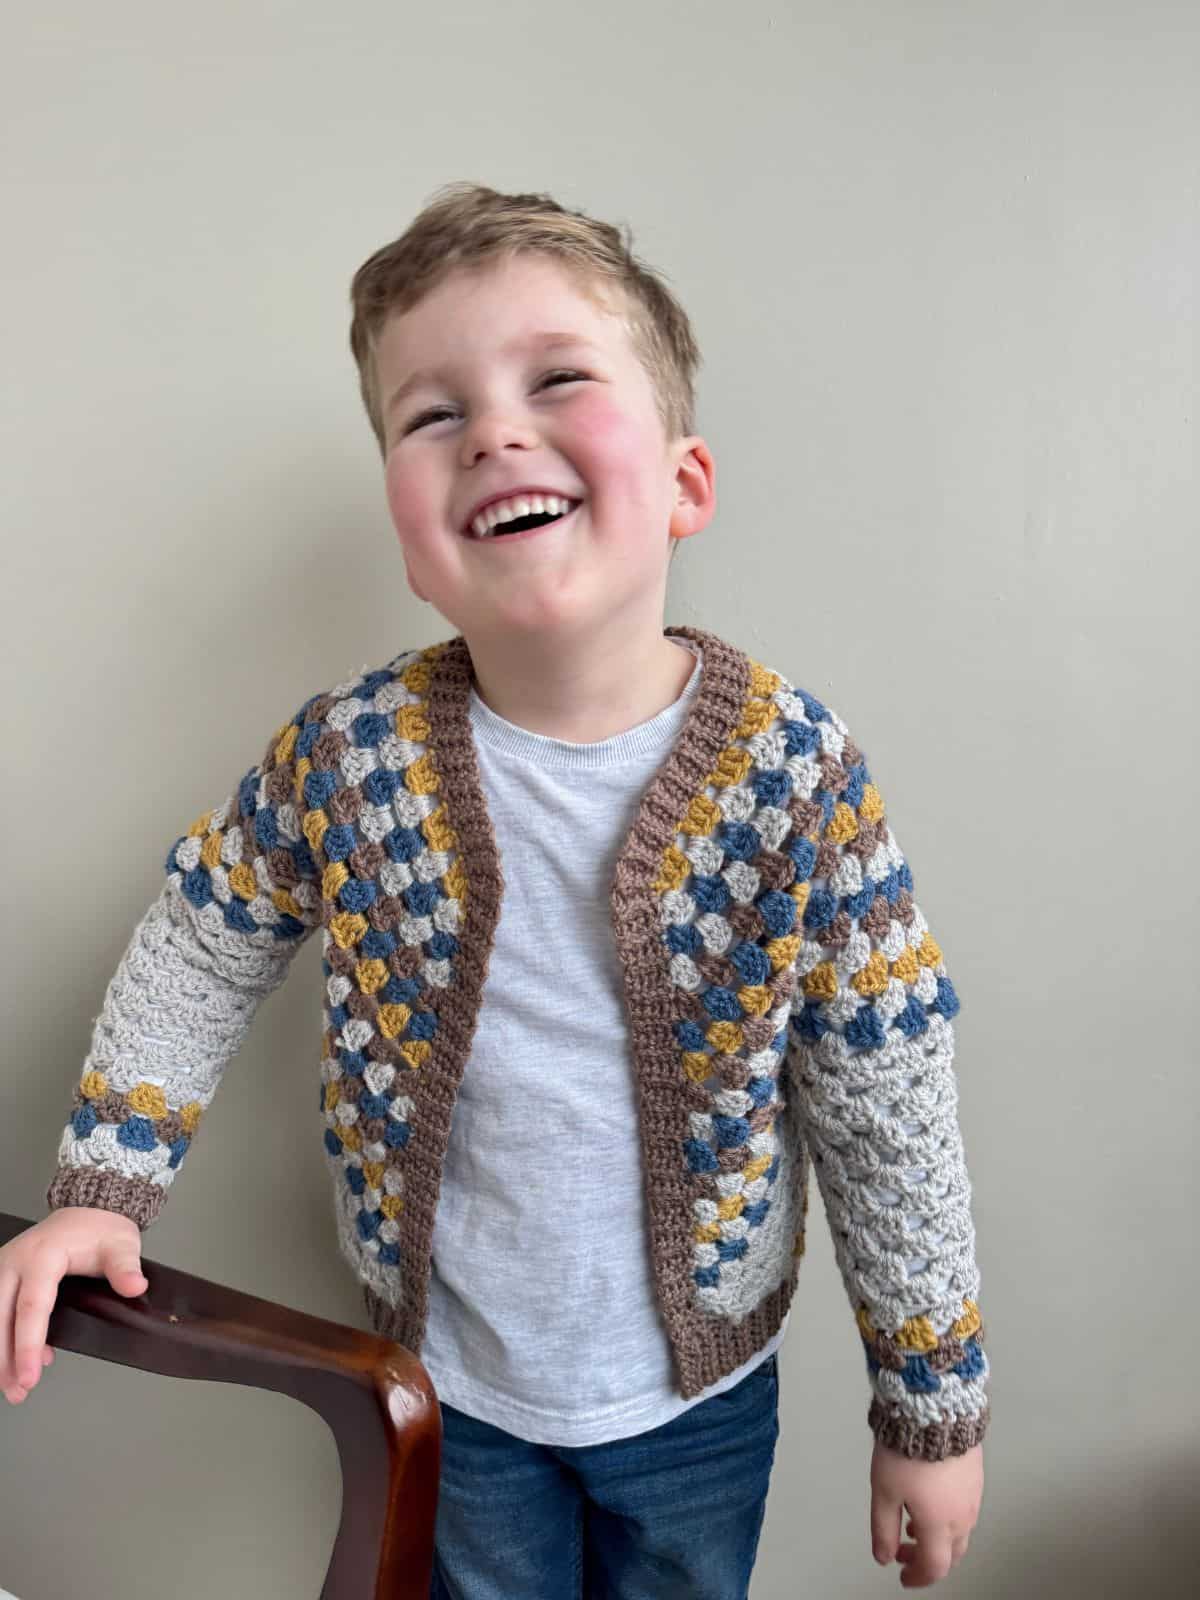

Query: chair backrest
[0,1211,441,1599]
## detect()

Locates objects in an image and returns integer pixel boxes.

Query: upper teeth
[468,494,577,538]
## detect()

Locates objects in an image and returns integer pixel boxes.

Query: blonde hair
[348,182,703,476]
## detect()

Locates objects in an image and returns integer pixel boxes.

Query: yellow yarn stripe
[856,1298,982,1350]
[77,1071,202,1133]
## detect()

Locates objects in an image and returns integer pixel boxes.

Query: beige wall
[3,2,1196,1595]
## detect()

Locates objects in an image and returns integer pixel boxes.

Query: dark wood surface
[0,1211,441,1599]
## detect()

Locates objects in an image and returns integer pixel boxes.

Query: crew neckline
[467,639,703,769]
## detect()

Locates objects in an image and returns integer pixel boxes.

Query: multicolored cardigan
[47,625,990,1460]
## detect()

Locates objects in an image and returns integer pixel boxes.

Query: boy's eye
[402,370,587,434]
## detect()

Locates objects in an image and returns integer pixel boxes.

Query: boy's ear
[669,437,716,543]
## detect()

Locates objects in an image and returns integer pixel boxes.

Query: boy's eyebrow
[384,331,601,418]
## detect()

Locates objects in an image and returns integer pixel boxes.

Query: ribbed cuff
[45,1167,167,1231]
[868,1397,990,1460]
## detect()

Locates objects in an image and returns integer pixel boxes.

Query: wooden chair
[0,1209,441,1599]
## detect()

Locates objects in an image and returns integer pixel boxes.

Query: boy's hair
[347,183,703,495]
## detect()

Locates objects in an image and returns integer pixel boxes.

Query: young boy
[2,182,987,1595]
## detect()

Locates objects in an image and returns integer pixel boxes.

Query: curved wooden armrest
[0,1211,440,1599]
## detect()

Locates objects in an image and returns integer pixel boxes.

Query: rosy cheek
[383,456,414,524]
[568,393,645,466]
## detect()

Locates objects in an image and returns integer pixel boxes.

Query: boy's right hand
[0,1206,148,1404]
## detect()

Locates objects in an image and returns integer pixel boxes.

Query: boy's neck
[465,627,697,745]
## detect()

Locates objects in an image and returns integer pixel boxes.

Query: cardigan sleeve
[782,697,990,1461]
[45,696,327,1230]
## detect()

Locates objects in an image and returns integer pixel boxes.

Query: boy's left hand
[869,1439,984,1587]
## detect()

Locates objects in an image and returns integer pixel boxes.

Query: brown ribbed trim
[869,1397,991,1461]
[45,1167,165,1230]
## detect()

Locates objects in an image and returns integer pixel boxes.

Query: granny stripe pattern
[47,625,989,1460]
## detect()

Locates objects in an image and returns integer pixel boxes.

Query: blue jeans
[429,1352,781,1600]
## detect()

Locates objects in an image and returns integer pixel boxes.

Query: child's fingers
[10,1268,63,1392]
[5,1345,57,1401]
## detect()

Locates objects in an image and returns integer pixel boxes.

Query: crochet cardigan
[46,625,990,1461]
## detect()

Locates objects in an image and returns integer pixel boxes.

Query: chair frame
[0,1211,440,1599]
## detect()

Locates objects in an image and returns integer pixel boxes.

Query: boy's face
[374,254,712,643]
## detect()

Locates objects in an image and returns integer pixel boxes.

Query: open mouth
[465,501,581,543]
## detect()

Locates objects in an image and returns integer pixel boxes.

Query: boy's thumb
[111,1261,148,1294]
